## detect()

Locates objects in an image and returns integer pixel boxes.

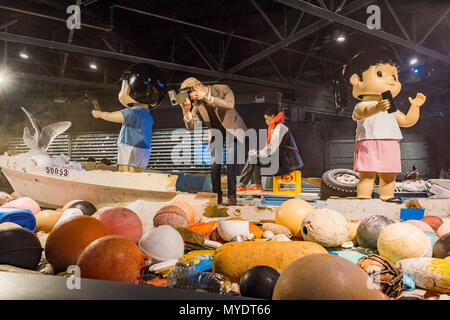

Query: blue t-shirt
[118,106,154,149]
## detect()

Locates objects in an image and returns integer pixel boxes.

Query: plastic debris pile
[0,194,449,300]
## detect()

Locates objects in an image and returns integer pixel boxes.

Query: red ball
[97,207,143,243]
[153,205,188,228]
[77,235,149,283]
[45,216,110,273]
[421,216,443,233]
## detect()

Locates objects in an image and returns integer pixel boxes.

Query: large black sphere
[432,233,450,259]
[240,266,280,299]
[0,228,43,270]
[120,63,167,109]
[357,215,395,249]
[68,201,97,216]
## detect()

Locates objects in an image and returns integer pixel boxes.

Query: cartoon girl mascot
[336,46,426,201]
[91,63,166,172]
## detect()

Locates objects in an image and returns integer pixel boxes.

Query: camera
[168,86,195,106]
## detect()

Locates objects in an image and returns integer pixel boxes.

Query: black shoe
[227,197,237,206]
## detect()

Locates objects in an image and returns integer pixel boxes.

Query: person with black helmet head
[91,63,166,172]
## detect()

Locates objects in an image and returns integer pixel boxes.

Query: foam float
[301,208,349,247]
[396,257,450,294]
[212,241,327,283]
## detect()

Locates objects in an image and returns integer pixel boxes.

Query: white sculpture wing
[23,127,36,149]
[38,121,72,151]
[21,107,41,137]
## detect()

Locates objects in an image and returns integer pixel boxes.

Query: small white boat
[0,155,179,209]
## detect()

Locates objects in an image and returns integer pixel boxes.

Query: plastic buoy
[77,235,149,283]
[45,215,109,273]
[356,215,394,249]
[0,207,36,231]
[1,197,40,215]
[97,207,143,243]
[0,228,43,270]
[272,254,386,300]
[240,266,280,299]
[275,199,314,237]
[67,201,97,216]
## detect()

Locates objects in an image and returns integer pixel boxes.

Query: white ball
[301,208,349,247]
[54,208,83,227]
[139,225,184,264]
[437,221,450,237]
[377,222,432,264]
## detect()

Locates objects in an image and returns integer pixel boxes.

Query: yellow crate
[273,171,301,195]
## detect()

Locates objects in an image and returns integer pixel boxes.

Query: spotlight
[19,49,29,59]
[412,66,421,74]
[336,35,346,43]
[0,69,11,87]
[89,62,98,70]
[409,57,418,65]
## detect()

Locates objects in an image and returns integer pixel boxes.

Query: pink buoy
[1,197,40,215]
[404,220,434,233]
[97,207,143,243]
[171,201,196,225]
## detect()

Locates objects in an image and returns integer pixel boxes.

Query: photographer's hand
[180,98,191,116]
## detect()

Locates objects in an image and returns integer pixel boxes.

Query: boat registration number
[45,167,69,177]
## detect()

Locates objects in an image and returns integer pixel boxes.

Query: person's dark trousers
[210,135,241,204]
[238,154,262,187]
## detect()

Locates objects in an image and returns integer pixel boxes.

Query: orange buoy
[45,215,109,273]
[77,235,149,283]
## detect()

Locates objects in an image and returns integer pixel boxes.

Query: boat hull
[0,155,179,209]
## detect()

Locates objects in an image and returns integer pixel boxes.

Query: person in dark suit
[179,77,247,205]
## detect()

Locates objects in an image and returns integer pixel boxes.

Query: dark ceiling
[0,0,448,118]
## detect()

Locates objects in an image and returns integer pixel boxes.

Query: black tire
[320,168,359,200]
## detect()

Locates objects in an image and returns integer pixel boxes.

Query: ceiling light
[19,49,29,59]
[336,35,346,43]
[412,66,421,74]
[89,62,98,70]
[409,57,418,65]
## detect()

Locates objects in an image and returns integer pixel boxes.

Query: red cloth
[267,112,285,144]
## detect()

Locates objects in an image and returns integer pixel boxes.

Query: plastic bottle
[167,263,232,294]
